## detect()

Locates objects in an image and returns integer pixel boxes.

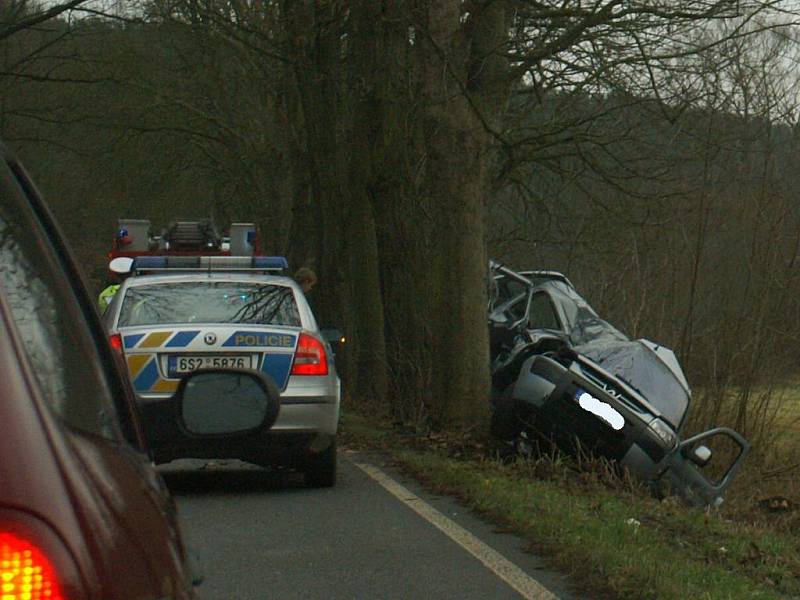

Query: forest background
[4,0,800,462]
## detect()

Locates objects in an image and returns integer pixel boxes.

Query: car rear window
[118,281,301,327]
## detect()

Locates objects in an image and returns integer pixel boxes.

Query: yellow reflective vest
[98,284,120,312]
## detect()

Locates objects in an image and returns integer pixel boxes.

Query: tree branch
[0,0,87,41]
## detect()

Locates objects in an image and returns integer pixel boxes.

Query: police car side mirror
[176,369,280,436]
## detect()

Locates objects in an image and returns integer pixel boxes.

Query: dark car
[0,143,279,597]
[488,261,749,507]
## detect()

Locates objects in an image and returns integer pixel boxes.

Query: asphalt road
[161,452,581,600]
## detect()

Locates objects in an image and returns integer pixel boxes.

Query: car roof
[518,270,574,288]
[489,261,575,290]
[122,272,298,287]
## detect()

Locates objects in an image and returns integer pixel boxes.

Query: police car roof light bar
[132,256,167,271]
[131,255,288,274]
[252,256,289,270]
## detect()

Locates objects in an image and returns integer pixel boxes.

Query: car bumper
[509,355,750,507]
[136,375,340,464]
[511,355,671,471]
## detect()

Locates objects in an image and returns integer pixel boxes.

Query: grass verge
[341,411,800,600]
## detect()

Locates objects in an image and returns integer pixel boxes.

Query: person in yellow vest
[98,256,133,313]
[98,281,121,313]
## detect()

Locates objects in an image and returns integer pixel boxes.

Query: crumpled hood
[574,338,690,429]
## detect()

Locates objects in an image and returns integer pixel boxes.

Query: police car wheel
[304,437,337,488]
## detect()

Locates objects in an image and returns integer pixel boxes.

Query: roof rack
[131,256,288,274]
[109,219,262,259]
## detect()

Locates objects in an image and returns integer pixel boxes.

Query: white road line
[352,461,560,600]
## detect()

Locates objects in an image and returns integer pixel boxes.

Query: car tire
[304,437,337,488]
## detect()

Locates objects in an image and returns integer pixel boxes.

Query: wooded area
[4,0,800,447]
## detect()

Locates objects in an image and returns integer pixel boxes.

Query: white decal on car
[577,392,625,430]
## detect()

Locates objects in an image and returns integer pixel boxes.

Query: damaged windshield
[545,281,689,426]
[546,281,628,346]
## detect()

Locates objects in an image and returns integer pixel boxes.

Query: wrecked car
[488,260,749,507]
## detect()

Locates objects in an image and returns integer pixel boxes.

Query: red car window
[0,162,120,441]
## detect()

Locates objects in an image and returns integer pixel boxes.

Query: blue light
[130,255,288,273]
[166,256,201,268]
[132,256,167,270]
[252,256,288,270]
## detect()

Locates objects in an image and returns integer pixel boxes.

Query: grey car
[488,261,749,507]
[104,257,341,486]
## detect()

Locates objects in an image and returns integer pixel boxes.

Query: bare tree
[0,0,88,41]
[9,0,800,431]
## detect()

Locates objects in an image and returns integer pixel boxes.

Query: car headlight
[647,418,677,449]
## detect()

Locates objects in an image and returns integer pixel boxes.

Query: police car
[104,255,341,487]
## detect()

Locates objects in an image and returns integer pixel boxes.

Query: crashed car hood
[574,338,690,429]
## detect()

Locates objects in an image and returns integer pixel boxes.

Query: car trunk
[118,324,299,394]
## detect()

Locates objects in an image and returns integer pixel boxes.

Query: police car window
[0,163,117,440]
[118,282,301,327]
[529,293,560,330]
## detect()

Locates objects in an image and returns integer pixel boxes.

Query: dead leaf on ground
[757,496,796,513]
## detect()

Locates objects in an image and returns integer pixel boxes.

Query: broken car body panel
[488,261,749,507]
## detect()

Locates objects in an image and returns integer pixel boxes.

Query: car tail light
[291,332,328,376]
[0,511,84,599]
[109,333,123,352]
[0,532,65,599]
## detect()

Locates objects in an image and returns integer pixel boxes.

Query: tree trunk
[281,0,510,426]
[283,0,389,405]
[405,0,509,426]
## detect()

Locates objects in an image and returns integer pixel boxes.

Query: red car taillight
[109,333,123,352]
[0,532,65,600]
[0,511,85,599]
[290,332,328,376]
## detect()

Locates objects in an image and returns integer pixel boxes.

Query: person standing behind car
[294,266,319,317]
[294,266,317,294]
[98,255,133,313]
[98,277,121,313]
[294,266,345,365]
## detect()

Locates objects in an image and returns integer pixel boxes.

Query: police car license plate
[168,355,255,376]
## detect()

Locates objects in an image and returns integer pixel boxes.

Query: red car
[0,144,200,599]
